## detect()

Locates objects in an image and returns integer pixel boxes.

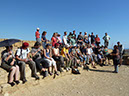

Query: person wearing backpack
[15,42,39,84]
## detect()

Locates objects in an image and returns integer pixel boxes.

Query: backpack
[72,68,80,74]
[15,47,29,58]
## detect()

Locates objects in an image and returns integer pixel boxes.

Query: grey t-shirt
[31,48,42,60]
[1,50,14,63]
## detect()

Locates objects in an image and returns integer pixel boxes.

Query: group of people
[0,28,124,87]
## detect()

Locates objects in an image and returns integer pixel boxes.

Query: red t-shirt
[51,37,57,47]
[35,31,40,38]
[95,37,100,42]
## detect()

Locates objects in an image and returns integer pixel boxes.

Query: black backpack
[72,68,81,74]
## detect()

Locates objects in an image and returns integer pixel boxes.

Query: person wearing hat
[15,42,39,83]
[35,28,40,43]
[43,43,59,76]
[52,43,64,73]
[1,45,20,86]
[61,44,72,72]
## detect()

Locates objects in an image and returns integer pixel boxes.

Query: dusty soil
[6,65,129,96]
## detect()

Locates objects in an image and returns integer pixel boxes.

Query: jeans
[114,64,118,73]
[42,42,46,49]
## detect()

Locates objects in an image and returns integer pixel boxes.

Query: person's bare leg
[9,67,16,83]
[15,65,19,81]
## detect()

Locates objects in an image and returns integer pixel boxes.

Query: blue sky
[0,0,129,48]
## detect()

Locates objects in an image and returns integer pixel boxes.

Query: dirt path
[7,65,129,96]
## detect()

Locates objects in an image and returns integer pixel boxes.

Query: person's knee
[11,67,16,71]
[16,65,20,71]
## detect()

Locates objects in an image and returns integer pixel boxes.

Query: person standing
[62,31,69,46]
[111,45,120,73]
[91,32,95,44]
[51,33,58,48]
[35,28,40,43]
[15,42,39,83]
[84,32,89,44]
[41,31,47,49]
[72,30,76,40]
[95,35,100,46]
[103,33,110,47]
[117,41,124,65]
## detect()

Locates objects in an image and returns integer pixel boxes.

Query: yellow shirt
[61,47,69,57]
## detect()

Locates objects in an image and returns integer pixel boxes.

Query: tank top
[54,48,58,55]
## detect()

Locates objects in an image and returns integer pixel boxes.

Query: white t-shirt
[62,35,68,45]
[16,48,30,59]
[103,35,110,41]
[87,48,93,55]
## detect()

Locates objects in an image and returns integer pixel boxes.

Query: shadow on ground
[89,68,113,73]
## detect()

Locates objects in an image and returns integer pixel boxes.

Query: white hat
[37,28,40,30]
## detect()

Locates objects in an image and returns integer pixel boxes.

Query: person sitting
[43,44,59,76]
[86,45,96,68]
[97,52,105,67]
[61,45,71,72]
[76,45,86,66]
[15,42,39,84]
[52,43,64,73]
[31,42,49,78]
[70,46,80,68]
[1,46,20,86]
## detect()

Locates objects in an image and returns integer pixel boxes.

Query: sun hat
[37,28,40,30]
[22,42,29,48]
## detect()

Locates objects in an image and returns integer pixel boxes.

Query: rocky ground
[0,65,129,96]
[0,39,129,96]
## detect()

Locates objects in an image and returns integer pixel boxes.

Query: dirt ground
[5,65,129,96]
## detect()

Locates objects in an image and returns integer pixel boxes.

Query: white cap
[37,28,40,30]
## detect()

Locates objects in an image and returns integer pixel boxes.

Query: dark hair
[34,42,41,47]
[46,43,51,47]
[42,31,47,35]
